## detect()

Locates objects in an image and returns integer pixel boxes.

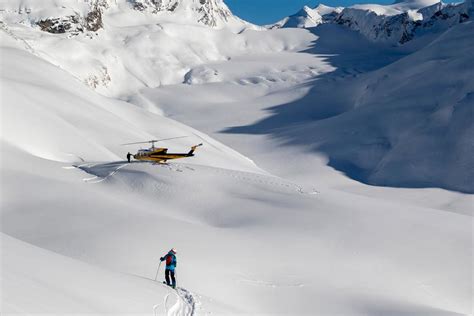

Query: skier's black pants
[165,269,176,286]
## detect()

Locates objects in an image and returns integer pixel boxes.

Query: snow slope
[2,140,471,315]
[144,20,474,193]
[0,32,261,171]
[219,21,474,193]
[1,1,473,315]
[2,233,187,315]
[0,0,264,98]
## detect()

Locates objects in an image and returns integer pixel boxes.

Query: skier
[127,152,132,163]
[160,248,177,288]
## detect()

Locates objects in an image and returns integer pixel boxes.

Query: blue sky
[224,0,394,25]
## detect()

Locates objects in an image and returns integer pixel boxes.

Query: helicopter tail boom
[187,143,203,156]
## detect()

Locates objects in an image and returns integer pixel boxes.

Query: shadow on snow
[222,24,473,194]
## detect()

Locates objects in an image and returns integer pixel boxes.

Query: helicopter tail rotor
[187,143,203,156]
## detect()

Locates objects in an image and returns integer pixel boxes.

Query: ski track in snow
[155,286,197,316]
[74,160,320,196]
[74,161,130,183]
[175,287,198,316]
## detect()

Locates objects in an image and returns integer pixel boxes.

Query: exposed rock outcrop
[129,0,236,27]
[36,0,107,34]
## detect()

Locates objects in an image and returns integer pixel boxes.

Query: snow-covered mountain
[0,0,265,98]
[0,0,254,34]
[270,4,342,29]
[271,0,473,44]
[128,0,251,28]
[274,5,322,28]
[1,0,473,315]
[336,0,473,44]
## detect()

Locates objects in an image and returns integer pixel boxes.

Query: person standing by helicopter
[127,152,132,163]
[160,248,177,288]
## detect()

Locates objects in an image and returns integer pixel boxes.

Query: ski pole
[154,261,162,281]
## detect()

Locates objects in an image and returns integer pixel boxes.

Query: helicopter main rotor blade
[121,141,155,146]
[155,136,189,142]
[121,136,189,146]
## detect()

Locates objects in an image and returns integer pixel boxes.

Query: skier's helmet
[171,248,177,254]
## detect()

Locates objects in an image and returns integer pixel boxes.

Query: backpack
[166,254,173,266]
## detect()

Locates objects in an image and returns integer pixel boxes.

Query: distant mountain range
[270,0,473,44]
[2,0,472,45]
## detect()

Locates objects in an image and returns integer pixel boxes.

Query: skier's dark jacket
[161,251,177,271]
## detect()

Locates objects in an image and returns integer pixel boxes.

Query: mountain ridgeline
[2,0,252,35]
[271,0,473,45]
[3,0,473,44]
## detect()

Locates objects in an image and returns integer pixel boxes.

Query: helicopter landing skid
[152,161,168,166]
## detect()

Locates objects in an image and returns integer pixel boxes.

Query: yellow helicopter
[123,137,203,163]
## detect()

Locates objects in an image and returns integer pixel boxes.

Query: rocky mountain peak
[129,0,236,27]
[1,0,249,35]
